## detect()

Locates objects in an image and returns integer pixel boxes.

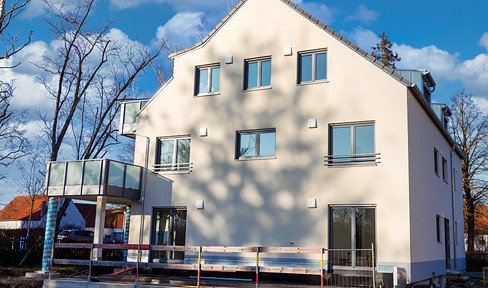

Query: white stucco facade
[123,0,465,283]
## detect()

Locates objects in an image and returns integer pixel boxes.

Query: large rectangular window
[195,64,220,95]
[244,57,271,90]
[236,129,276,159]
[328,122,375,165]
[298,49,327,84]
[152,208,187,261]
[155,136,191,172]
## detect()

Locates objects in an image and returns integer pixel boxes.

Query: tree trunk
[465,187,475,252]
[26,197,34,239]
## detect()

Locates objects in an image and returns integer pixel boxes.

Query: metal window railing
[324,153,381,167]
[153,162,193,173]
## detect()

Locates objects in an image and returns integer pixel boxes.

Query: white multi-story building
[45,0,465,284]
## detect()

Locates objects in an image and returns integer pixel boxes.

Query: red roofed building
[0,196,85,230]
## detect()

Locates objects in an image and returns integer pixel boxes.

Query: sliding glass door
[152,208,187,262]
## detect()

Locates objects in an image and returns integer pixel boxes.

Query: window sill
[236,156,277,161]
[243,86,272,93]
[297,80,329,86]
[194,92,220,97]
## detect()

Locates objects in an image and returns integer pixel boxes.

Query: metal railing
[153,162,193,173]
[48,243,376,287]
[324,153,381,167]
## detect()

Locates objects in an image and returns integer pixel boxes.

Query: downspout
[450,146,456,269]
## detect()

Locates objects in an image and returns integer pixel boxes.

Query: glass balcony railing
[119,100,148,138]
[45,159,143,202]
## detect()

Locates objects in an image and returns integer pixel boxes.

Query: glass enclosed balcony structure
[45,159,143,204]
[119,99,148,138]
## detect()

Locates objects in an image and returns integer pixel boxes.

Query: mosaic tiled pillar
[41,198,58,271]
[123,205,131,261]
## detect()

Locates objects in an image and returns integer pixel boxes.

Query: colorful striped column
[42,198,58,271]
[123,205,131,261]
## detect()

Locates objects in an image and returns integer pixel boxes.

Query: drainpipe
[136,134,150,282]
[450,145,457,269]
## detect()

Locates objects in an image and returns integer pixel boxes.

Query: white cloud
[345,26,380,53]
[473,97,488,114]
[299,1,337,24]
[479,32,488,51]
[345,5,378,24]
[152,12,204,50]
[110,0,228,11]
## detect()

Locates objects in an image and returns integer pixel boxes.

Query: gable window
[244,57,271,90]
[298,49,327,84]
[327,122,376,165]
[155,136,191,172]
[236,129,276,160]
[442,157,448,181]
[434,149,439,175]
[195,64,220,95]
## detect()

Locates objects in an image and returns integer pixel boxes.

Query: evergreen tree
[371,32,401,69]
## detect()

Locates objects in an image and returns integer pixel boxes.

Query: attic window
[298,49,327,84]
[195,64,220,96]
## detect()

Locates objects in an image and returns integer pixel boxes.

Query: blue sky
[1,0,488,205]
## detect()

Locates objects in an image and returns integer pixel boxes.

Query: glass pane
[154,210,170,259]
[355,125,374,161]
[173,210,187,259]
[198,68,208,94]
[159,139,174,170]
[239,133,256,157]
[259,131,275,156]
[315,53,327,80]
[123,102,139,124]
[108,161,124,187]
[176,139,191,170]
[125,165,141,189]
[48,162,65,186]
[246,62,258,89]
[261,60,271,87]
[83,160,100,185]
[299,54,312,82]
[356,208,375,267]
[66,161,82,186]
[332,126,351,162]
[331,208,352,266]
[211,67,220,93]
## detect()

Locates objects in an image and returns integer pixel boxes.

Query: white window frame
[195,63,220,96]
[297,48,328,85]
[155,135,191,173]
[244,56,272,91]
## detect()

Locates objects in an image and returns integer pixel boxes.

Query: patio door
[152,208,187,262]
[329,206,376,267]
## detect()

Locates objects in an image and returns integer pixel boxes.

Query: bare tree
[13,146,45,240]
[0,0,32,66]
[35,0,164,232]
[450,90,488,252]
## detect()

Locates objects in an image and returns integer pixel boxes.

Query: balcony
[119,100,148,138]
[45,159,143,204]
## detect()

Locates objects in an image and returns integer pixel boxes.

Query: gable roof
[0,195,48,221]
[167,0,463,158]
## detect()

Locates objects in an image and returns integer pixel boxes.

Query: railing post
[372,243,376,288]
[255,247,259,288]
[88,244,93,283]
[135,244,140,285]
[48,242,54,281]
[321,248,324,288]
[197,246,202,288]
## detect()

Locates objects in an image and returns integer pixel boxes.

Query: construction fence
[48,243,376,287]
